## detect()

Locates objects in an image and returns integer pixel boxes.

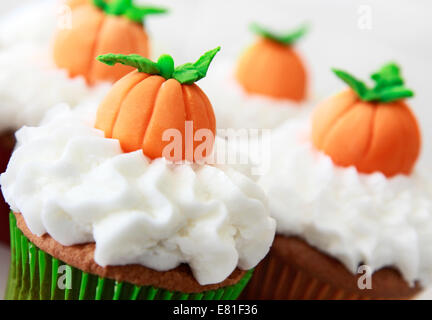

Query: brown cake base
[0,131,15,244]
[241,235,421,300]
[14,212,246,293]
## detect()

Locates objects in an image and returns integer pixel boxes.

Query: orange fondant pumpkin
[54,0,166,85]
[95,48,220,162]
[236,23,308,102]
[312,63,420,177]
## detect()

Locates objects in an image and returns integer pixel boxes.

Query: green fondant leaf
[193,46,221,78]
[94,0,167,24]
[332,69,369,98]
[172,65,201,85]
[92,0,108,10]
[371,63,404,90]
[332,62,414,103]
[172,47,221,84]
[97,47,220,84]
[97,53,160,74]
[250,23,308,45]
[105,0,132,15]
[377,86,414,103]
[124,7,168,23]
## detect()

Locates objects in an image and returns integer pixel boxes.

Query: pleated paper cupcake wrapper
[241,251,371,300]
[6,213,253,300]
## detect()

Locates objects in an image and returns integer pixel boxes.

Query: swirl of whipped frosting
[1,104,276,285]
[259,119,432,286]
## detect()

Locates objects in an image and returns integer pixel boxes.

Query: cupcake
[0,0,167,126]
[0,0,166,243]
[1,48,276,300]
[202,22,312,130]
[243,62,431,299]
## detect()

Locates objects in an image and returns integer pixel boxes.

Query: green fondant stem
[157,55,175,79]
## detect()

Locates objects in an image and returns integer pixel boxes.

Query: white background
[0,0,431,299]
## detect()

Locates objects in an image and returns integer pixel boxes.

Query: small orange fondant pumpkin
[95,48,220,162]
[54,0,166,85]
[312,63,420,177]
[236,23,308,102]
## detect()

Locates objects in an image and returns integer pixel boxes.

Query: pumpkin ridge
[181,85,212,145]
[355,105,377,168]
[194,85,216,132]
[394,106,411,174]
[261,41,285,95]
[181,86,192,122]
[257,41,276,85]
[181,85,194,161]
[404,106,421,172]
[128,22,149,57]
[87,13,107,82]
[245,41,276,96]
[141,79,186,160]
[140,76,165,148]
[109,74,149,138]
[393,104,420,174]
[318,100,357,150]
[181,86,196,161]
[380,105,408,175]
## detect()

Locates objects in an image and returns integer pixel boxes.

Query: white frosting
[0,0,110,132]
[200,60,315,130]
[0,104,276,285]
[0,0,58,49]
[259,119,432,286]
[0,43,110,131]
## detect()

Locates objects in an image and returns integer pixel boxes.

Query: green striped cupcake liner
[5,212,253,300]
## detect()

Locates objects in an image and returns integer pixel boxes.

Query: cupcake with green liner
[1,48,276,300]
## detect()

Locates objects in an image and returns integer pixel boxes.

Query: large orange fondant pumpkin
[95,47,220,162]
[236,23,308,102]
[312,63,420,177]
[54,0,166,85]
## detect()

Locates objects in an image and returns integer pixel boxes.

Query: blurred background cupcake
[0,0,168,128]
[244,63,431,299]
[0,0,167,244]
[202,22,313,131]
